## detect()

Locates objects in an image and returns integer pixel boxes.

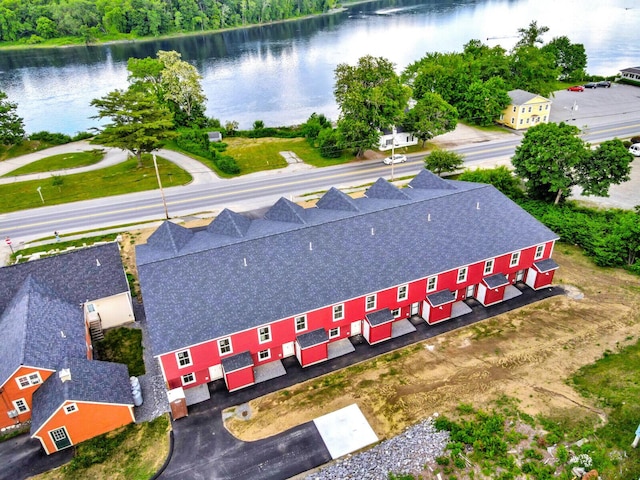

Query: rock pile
[307,418,450,480]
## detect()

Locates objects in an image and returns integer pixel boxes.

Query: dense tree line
[0,0,337,44]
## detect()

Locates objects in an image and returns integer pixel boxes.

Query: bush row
[29,130,93,145]
[175,128,240,175]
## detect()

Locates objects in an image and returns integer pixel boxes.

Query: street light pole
[153,154,170,220]
[36,186,44,204]
[391,126,397,182]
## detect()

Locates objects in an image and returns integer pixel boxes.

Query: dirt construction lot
[226,245,640,442]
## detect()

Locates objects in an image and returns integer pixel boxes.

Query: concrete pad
[184,383,211,406]
[451,301,473,319]
[313,404,378,459]
[504,285,523,301]
[327,338,355,360]
[391,318,417,338]
[254,360,286,384]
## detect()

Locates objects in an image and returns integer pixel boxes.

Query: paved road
[2,83,640,244]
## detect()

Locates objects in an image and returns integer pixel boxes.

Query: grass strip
[96,328,145,377]
[3,150,106,177]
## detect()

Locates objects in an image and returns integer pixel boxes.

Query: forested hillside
[0,0,338,44]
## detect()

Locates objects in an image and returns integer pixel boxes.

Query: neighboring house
[620,66,640,82]
[379,126,418,151]
[0,243,135,453]
[137,171,559,397]
[497,90,552,130]
[31,358,135,455]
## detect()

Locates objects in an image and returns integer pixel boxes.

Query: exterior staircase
[89,318,104,342]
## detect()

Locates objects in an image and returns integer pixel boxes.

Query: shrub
[216,156,241,174]
[436,456,450,466]
[631,136,640,144]
[29,131,73,145]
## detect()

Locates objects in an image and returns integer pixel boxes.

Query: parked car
[584,82,598,89]
[629,144,640,157]
[568,85,585,92]
[383,154,407,165]
[597,80,611,88]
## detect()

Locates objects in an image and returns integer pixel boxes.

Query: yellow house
[498,90,552,130]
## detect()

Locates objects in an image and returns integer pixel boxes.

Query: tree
[424,149,464,177]
[301,112,331,146]
[541,36,587,82]
[515,20,549,48]
[0,90,25,145]
[90,88,177,167]
[512,122,590,204]
[402,93,457,147]
[508,46,559,97]
[334,55,410,157]
[157,50,207,126]
[577,139,633,197]
[317,127,341,158]
[457,166,524,200]
[458,77,510,126]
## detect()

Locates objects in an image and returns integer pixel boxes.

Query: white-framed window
[426,276,437,293]
[397,284,408,301]
[13,398,29,414]
[511,117,515,124]
[329,327,340,339]
[545,104,549,110]
[521,107,525,113]
[510,252,521,267]
[365,294,376,311]
[64,403,78,414]
[519,119,523,125]
[512,106,516,112]
[332,304,344,321]
[176,350,192,368]
[484,259,494,275]
[218,337,232,355]
[16,372,42,389]
[457,267,468,283]
[528,106,532,112]
[543,115,547,121]
[535,244,545,259]
[258,326,271,344]
[295,315,307,332]
[391,308,401,318]
[181,373,196,385]
[86,303,96,312]
[258,349,270,361]
[539,105,543,111]
[499,114,504,120]
[526,117,530,123]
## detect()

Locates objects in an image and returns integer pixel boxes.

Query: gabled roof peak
[316,187,360,212]
[265,197,307,224]
[409,169,456,190]
[146,221,194,253]
[365,178,411,201]
[208,209,252,237]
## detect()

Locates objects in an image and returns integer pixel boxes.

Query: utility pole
[153,154,169,220]
[391,126,397,181]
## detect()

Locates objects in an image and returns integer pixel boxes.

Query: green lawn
[0,140,59,162]
[0,154,191,214]
[3,149,106,177]
[96,327,145,377]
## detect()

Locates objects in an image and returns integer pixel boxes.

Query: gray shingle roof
[221,351,254,373]
[621,66,640,75]
[484,273,510,289]
[366,308,394,326]
[207,209,251,237]
[409,172,456,190]
[0,276,86,387]
[316,187,360,212]
[0,242,128,317]
[30,357,132,434]
[534,258,559,273]
[426,289,455,307]
[147,221,194,253]
[265,197,307,224]
[137,171,558,356]
[365,178,411,200]
[297,328,329,349]
[508,89,549,105]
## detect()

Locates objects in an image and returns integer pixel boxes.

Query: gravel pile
[307,417,450,480]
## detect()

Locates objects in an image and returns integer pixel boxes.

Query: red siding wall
[159,241,557,389]
[425,302,454,325]
[367,323,393,345]
[534,269,556,289]
[483,285,506,306]
[298,343,328,367]
[224,367,255,392]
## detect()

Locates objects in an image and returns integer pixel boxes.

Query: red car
[568,85,585,92]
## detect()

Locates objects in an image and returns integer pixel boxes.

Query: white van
[630,144,640,157]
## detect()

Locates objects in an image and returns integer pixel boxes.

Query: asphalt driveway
[0,433,72,480]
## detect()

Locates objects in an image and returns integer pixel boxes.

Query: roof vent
[96,259,101,267]
[428,213,431,222]
[243,257,247,267]
[60,330,66,338]
[371,227,375,236]
[309,242,313,251]
[59,368,72,383]
[476,202,480,210]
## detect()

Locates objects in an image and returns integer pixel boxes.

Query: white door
[516,270,525,282]
[282,341,295,357]
[466,284,475,298]
[410,302,420,315]
[208,364,223,380]
[350,320,362,336]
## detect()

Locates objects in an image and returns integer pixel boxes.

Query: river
[0,0,638,135]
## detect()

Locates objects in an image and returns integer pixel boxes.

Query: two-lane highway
[2,119,639,244]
